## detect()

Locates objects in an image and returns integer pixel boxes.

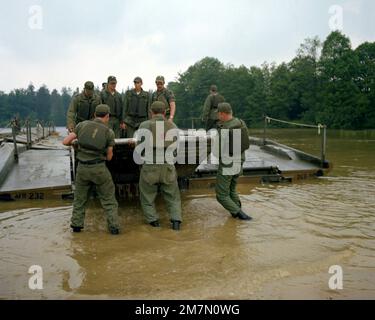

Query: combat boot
[71,225,83,233]
[150,220,160,228]
[232,210,252,221]
[109,227,120,235]
[171,220,181,231]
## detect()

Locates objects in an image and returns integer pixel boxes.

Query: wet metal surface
[0,136,71,193]
[0,129,375,299]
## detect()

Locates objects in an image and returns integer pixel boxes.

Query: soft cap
[95,104,111,115]
[217,102,232,114]
[84,81,94,91]
[151,101,166,114]
[155,75,165,83]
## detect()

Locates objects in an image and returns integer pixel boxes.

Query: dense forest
[1,31,374,129]
[170,31,375,129]
[0,86,73,128]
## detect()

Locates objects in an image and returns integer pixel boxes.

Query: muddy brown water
[1,129,374,299]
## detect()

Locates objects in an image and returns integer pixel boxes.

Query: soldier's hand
[127,139,136,147]
[68,127,74,133]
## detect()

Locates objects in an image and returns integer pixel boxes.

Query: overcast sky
[0,0,374,93]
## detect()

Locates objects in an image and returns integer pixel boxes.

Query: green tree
[267,63,293,120]
[289,37,321,122]
[355,42,375,128]
[243,65,269,126]
[170,57,226,127]
[317,31,366,129]
[36,85,51,122]
[50,89,65,126]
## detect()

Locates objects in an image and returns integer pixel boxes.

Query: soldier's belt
[78,159,105,165]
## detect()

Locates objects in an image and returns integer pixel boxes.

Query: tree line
[0,31,374,129]
[0,85,73,127]
[170,31,374,130]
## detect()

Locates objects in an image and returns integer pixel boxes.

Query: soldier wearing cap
[202,85,225,131]
[215,102,252,221]
[136,101,182,230]
[63,104,120,235]
[123,77,150,138]
[66,81,101,132]
[100,76,124,138]
[151,76,176,122]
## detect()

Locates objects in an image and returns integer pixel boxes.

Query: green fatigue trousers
[215,164,242,215]
[109,117,121,138]
[71,162,119,230]
[139,164,182,223]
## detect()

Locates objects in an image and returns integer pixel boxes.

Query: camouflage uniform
[66,84,101,130]
[123,88,150,138]
[101,89,123,138]
[202,89,225,131]
[137,108,182,225]
[151,88,175,118]
[71,116,119,232]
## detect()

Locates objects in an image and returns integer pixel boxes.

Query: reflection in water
[0,129,374,299]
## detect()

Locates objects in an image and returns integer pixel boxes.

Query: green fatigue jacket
[101,89,123,138]
[100,89,123,120]
[138,115,178,164]
[202,93,225,122]
[123,89,150,128]
[216,117,247,171]
[75,118,116,162]
[66,92,101,129]
[137,115,182,223]
[151,88,175,117]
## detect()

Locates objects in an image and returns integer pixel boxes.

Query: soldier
[137,101,182,230]
[201,85,225,131]
[101,76,125,138]
[13,115,21,134]
[151,76,176,122]
[215,102,252,221]
[66,81,101,132]
[62,104,120,235]
[123,77,150,138]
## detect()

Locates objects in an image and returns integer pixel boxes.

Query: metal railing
[7,117,56,162]
[147,115,328,166]
[263,116,327,166]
